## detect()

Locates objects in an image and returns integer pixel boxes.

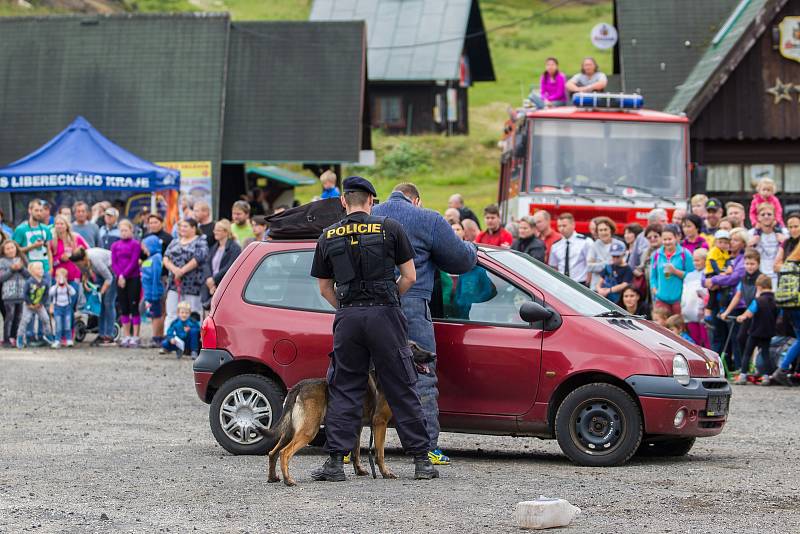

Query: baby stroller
[74,282,121,343]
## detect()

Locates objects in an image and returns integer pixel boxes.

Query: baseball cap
[714,229,731,240]
[342,176,377,197]
[609,241,627,256]
[104,207,119,217]
[705,198,723,211]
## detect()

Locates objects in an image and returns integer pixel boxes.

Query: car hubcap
[219,387,273,445]
[570,399,625,455]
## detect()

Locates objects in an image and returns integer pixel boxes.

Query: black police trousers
[324,305,429,455]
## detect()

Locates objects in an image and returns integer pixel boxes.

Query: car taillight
[201,316,217,349]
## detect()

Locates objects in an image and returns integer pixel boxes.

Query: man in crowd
[548,213,593,285]
[448,194,480,229]
[703,198,724,245]
[71,201,100,247]
[671,207,686,227]
[532,210,562,262]
[73,248,117,346]
[38,200,54,227]
[373,183,477,465]
[13,199,52,275]
[725,202,747,228]
[99,207,121,250]
[444,208,461,224]
[194,201,215,247]
[462,219,480,243]
[630,208,668,269]
[476,205,513,247]
[230,200,255,244]
[245,215,268,246]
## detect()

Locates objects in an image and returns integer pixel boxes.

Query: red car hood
[593,316,721,378]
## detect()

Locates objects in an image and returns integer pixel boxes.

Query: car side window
[433,266,533,326]
[244,251,334,312]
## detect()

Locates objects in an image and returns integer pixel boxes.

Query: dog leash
[367,426,377,479]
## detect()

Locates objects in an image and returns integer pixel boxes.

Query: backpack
[775,261,800,308]
[266,198,345,240]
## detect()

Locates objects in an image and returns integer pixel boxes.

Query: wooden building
[310,0,495,135]
[616,0,800,207]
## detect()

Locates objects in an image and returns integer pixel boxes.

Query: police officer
[548,213,593,285]
[309,176,438,482]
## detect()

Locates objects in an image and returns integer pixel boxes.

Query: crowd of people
[3,173,800,386]
[444,177,800,387]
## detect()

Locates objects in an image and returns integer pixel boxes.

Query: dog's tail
[256,381,304,443]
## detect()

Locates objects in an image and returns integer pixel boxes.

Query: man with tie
[548,213,593,285]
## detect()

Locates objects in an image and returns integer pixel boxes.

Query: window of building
[434,267,533,326]
[374,96,404,128]
[243,251,333,312]
[744,164,783,191]
[706,164,742,192]
[783,164,800,193]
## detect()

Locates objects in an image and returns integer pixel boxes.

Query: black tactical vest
[323,214,399,307]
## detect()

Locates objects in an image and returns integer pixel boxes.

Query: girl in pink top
[530,57,567,109]
[749,177,784,227]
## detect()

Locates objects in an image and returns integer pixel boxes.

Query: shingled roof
[616,0,741,110]
[309,0,494,82]
[664,0,787,116]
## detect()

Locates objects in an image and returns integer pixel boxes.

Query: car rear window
[243,250,334,312]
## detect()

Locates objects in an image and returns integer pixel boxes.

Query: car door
[432,263,545,416]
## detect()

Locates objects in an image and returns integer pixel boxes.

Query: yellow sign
[779,16,800,63]
[325,223,382,239]
[155,161,212,230]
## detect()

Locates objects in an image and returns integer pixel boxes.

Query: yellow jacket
[705,246,730,275]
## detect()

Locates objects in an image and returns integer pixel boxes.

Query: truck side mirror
[514,130,527,158]
[691,165,707,195]
[519,301,562,331]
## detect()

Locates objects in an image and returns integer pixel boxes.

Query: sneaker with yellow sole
[343,452,351,464]
[428,449,450,465]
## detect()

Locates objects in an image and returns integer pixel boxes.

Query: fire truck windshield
[529,119,686,198]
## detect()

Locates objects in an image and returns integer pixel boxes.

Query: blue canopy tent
[0,116,179,193]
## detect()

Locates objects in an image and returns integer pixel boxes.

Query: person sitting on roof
[529,57,568,110]
[565,57,608,95]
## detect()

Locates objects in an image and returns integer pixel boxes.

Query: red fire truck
[499,93,690,234]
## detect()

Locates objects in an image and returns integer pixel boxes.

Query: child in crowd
[160,301,200,359]
[720,248,762,366]
[680,214,708,254]
[690,194,708,219]
[111,220,142,348]
[705,230,731,319]
[597,241,632,304]
[650,225,693,315]
[718,217,734,232]
[49,268,76,348]
[16,262,54,348]
[666,314,695,344]
[681,249,710,348]
[0,240,30,347]
[749,177,784,227]
[651,307,670,328]
[141,235,165,346]
[735,274,777,384]
[319,170,341,199]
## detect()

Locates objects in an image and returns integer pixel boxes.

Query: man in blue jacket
[373,183,477,465]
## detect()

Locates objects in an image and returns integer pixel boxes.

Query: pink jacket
[749,193,784,227]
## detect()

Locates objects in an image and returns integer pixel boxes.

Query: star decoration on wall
[766,77,794,104]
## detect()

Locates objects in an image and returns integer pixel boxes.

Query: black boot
[771,368,792,387]
[311,453,346,482]
[413,454,439,480]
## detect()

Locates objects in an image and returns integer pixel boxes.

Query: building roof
[615,0,741,110]
[223,21,368,164]
[309,0,494,82]
[664,0,787,117]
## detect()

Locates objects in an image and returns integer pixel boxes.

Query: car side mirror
[519,301,562,331]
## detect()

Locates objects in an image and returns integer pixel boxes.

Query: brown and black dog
[261,341,435,486]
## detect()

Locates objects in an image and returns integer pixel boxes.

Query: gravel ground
[1,343,799,534]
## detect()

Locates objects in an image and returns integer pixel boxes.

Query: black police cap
[342,176,377,197]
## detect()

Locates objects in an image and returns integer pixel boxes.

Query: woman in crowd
[50,215,88,300]
[623,223,642,260]
[587,217,624,289]
[202,219,242,309]
[621,286,650,318]
[680,214,708,254]
[511,216,546,261]
[774,212,800,271]
[163,218,208,328]
[111,220,143,347]
[529,57,567,110]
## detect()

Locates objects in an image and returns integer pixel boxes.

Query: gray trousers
[17,305,51,340]
[401,296,439,451]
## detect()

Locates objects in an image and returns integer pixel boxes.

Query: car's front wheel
[637,437,696,457]
[554,383,643,467]
[209,374,285,455]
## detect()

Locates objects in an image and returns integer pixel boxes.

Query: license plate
[705,394,730,416]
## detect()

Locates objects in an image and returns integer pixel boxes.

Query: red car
[193,241,731,466]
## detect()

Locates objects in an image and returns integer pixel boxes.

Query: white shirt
[548,232,593,284]
[748,227,788,283]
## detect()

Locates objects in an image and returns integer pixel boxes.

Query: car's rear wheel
[554,383,643,467]
[637,437,696,457]
[209,374,284,455]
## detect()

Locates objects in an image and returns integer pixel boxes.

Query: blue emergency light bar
[572,92,644,110]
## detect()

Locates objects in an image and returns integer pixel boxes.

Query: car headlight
[714,353,725,378]
[672,354,691,386]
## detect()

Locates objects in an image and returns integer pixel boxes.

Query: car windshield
[485,249,626,316]
[529,119,686,198]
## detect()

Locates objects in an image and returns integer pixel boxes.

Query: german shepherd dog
[261,341,435,486]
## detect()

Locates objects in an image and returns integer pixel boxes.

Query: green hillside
[0,0,613,213]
